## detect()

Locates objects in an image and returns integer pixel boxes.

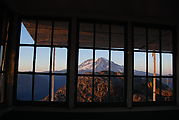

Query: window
[77,22,126,105]
[17,19,69,103]
[0,16,9,104]
[133,25,174,104]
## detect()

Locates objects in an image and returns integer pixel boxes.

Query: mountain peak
[78,57,124,74]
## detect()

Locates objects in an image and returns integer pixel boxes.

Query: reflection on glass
[52,48,67,73]
[162,53,173,76]
[134,52,146,76]
[35,47,50,72]
[148,29,159,51]
[17,74,32,101]
[95,50,109,75]
[20,20,35,44]
[94,77,108,102]
[53,22,68,46]
[52,75,66,102]
[111,51,124,75]
[37,21,52,45]
[162,30,172,52]
[110,77,124,102]
[78,49,93,74]
[148,53,160,76]
[95,24,109,48]
[133,77,146,102]
[0,45,3,70]
[77,76,92,102]
[161,78,173,101]
[79,23,93,47]
[34,75,49,101]
[147,77,160,102]
[18,47,34,72]
[111,25,124,49]
[134,27,146,50]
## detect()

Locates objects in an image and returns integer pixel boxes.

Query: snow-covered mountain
[78,57,124,74]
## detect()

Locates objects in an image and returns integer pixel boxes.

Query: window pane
[53,75,66,102]
[161,78,173,101]
[35,47,50,72]
[94,77,108,102]
[17,74,32,101]
[53,21,68,46]
[161,30,172,52]
[148,53,160,76]
[111,25,124,49]
[52,48,67,73]
[78,49,93,74]
[37,21,52,45]
[20,20,35,44]
[18,47,34,72]
[134,27,146,50]
[111,51,124,75]
[95,50,109,75]
[77,76,92,102]
[0,73,5,103]
[34,75,49,101]
[162,53,173,76]
[0,45,3,70]
[148,29,160,51]
[133,77,146,102]
[79,23,93,47]
[95,24,109,48]
[110,77,124,102]
[147,77,160,101]
[134,52,146,76]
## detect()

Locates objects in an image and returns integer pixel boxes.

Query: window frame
[76,20,128,107]
[132,23,176,106]
[15,17,70,106]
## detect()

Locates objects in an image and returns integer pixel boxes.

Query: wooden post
[68,17,78,109]
[152,52,156,101]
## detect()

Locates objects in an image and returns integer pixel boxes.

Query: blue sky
[19,23,173,75]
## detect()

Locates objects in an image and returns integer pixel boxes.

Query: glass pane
[18,47,34,72]
[148,29,160,51]
[52,75,66,102]
[0,73,5,103]
[161,30,172,52]
[78,49,93,74]
[95,24,109,48]
[17,74,32,101]
[52,48,67,73]
[147,77,160,102]
[35,47,50,72]
[111,25,124,49]
[134,52,146,76]
[20,20,35,44]
[110,77,124,102]
[94,77,108,102]
[95,50,109,75]
[77,76,92,102]
[79,23,93,47]
[162,53,173,76]
[133,77,146,102]
[37,21,52,45]
[161,78,173,101]
[111,51,124,75]
[148,53,160,76]
[134,27,146,50]
[53,21,68,46]
[34,75,49,101]
[0,45,3,70]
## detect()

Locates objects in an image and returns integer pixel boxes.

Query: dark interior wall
[3,0,178,21]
